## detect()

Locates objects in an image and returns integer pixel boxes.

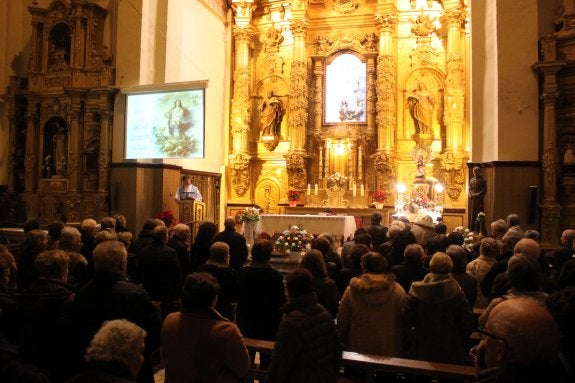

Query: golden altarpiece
[3,0,116,223]
[227,0,470,229]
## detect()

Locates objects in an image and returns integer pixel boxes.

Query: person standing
[174,175,202,203]
[162,272,250,383]
[212,217,248,270]
[468,166,487,234]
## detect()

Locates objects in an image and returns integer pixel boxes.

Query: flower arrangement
[327,172,348,190]
[410,190,432,211]
[372,190,386,203]
[275,225,313,252]
[235,207,261,223]
[287,190,301,201]
[155,210,179,227]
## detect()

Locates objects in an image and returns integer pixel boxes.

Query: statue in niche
[259,90,285,140]
[415,155,426,181]
[408,82,435,134]
[52,121,67,176]
[468,166,487,234]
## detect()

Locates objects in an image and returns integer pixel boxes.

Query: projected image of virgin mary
[165,99,192,137]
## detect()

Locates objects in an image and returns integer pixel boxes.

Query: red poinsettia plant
[372,190,386,203]
[155,210,179,227]
[287,190,301,201]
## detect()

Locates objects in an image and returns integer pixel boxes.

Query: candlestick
[314,183,318,196]
[360,183,364,196]
[307,184,311,196]
[352,183,357,196]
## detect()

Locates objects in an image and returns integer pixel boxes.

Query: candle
[360,183,364,196]
[307,184,311,196]
[352,183,357,196]
[314,183,318,196]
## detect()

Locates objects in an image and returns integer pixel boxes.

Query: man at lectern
[175,175,203,203]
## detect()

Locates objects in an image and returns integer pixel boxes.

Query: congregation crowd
[0,211,574,383]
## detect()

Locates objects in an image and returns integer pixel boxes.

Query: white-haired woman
[67,319,146,383]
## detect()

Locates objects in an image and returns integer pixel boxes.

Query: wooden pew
[244,338,476,383]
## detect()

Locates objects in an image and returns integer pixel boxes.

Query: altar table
[256,214,357,239]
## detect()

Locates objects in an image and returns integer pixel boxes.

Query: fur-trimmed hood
[348,273,397,305]
[408,273,462,302]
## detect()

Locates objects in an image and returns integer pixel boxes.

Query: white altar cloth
[256,214,357,239]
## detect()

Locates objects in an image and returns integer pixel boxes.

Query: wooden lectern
[179,199,206,240]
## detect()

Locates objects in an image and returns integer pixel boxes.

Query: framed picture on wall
[123,81,207,159]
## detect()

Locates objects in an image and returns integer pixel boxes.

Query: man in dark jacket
[17,249,76,383]
[268,268,341,383]
[365,212,388,251]
[138,226,182,318]
[212,217,248,270]
[167,224,191,278]
[72,241,161,383]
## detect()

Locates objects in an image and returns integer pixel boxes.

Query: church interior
[0,0,572,249]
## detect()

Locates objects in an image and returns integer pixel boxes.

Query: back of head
[446,244,467,273]
[286,268,315,299]
[311,236,331,256]
[171,223,190,240]
[85,319,146,378]
[35,249,69,280]
[353,233,372,246]
[141,218,160,232]
[224,217,236,229]
[353,227,368,238]
[487,298,560,366]
[447,231,464,246]
[404,243,424,267]
[388,220,406,239]
[480,237,500,259]
[507,254,541,291]
[59,226,82,251]
[490,219,508,237]
[348,243,370,268]
[93,240,127,273]
[370,212,383,225]
[181,272,220,311]
[513,238,540,260]
[152,225,169,243]
[524,230,540,242]
[23,229,47,252]
[209,241,230,264]
[100,217,117,231]
[435,222,447,234]
[506,213,521,227]
[195,220,217,241]
[299,249,328,278]
[81,218,98,234]
[116,231,133,248]
[429,252,453,274]
[251,239,274,263]
[23,219,41,233]
[47,220,65,239]
[94,229,118,246]
[361,251,388,274]
[113,214,127,229]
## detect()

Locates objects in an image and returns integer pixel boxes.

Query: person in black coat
[365,212,388,251]
[197,242,238,321]
[236,239,286,368]
[138,226,182,318]
[390,243,428,293]
[212,217,248,270]
[167,224,191,278]
[72,241,161,383]
[189,220,218,271]
[17,250,76,383]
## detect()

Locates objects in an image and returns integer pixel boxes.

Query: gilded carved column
[373,12,398,193]
[230,0,255,197]
[440,5,467,201]
[24,109,38,193]
[365,54,377,139]
[68,106,81,192]
[6,96,17,193]
[98,110,111,193]
[286,16,309,190]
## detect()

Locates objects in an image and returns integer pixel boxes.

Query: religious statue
[415,155,426,181]
[259,90,285,140]
[165,99,190,137]
[468,166,487,234]
[52,122,67,176]
[408,82,435,134]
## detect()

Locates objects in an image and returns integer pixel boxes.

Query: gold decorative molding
[374,13,398,33]
[333,0,360,15]
[231,153,251,196]
[231,67,252,135]
[373,151,395,195]
[285,152,307,191]
[440,151,465,201]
